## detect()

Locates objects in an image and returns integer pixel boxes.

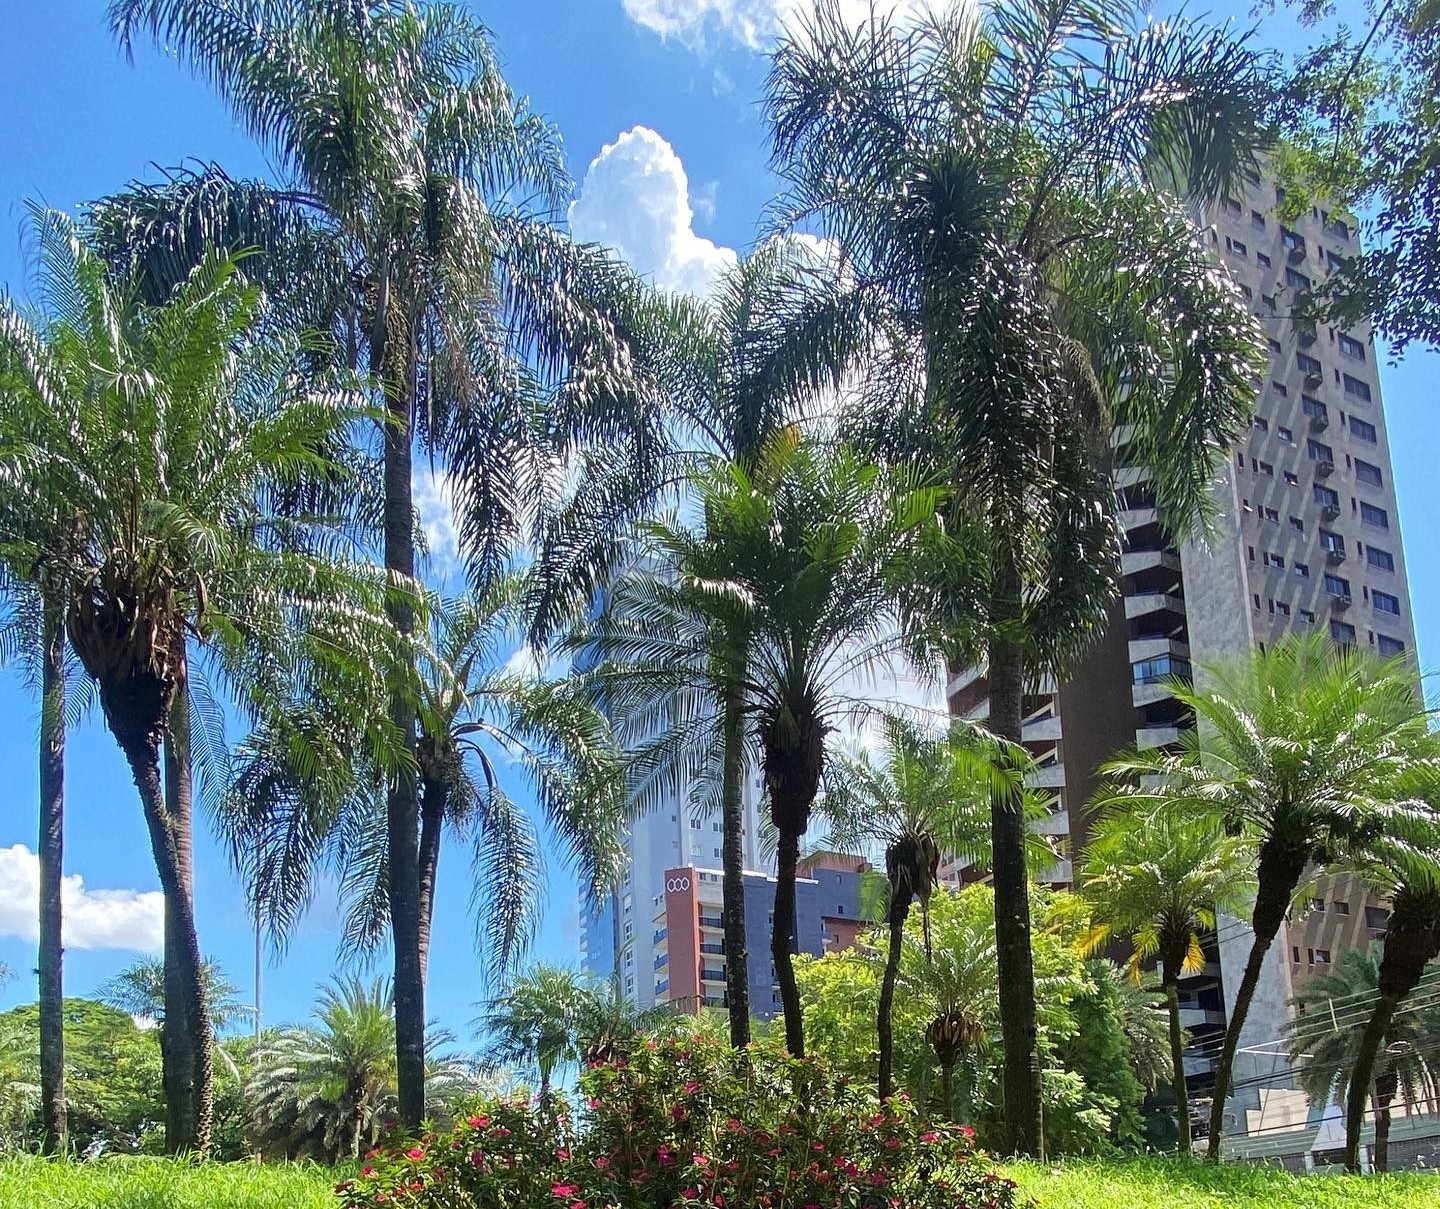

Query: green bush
[340,1036,1023,1209]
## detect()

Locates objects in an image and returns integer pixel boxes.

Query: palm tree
[0,210,393,1152]
[109,0,658,1126]
[815,713,1045,1100]
[587,435,938,1056]
[1287,945,1440,1174]
[226,579,628,988]
[99,957,254,1035]
[767,0,1270,1154]
[1100,635,1440,1159]
[480,965,667,1096]
[1079,809,1255,1156]
[249,976,478,1162]
[533,241,872,1048]
[1336,836,1440,1171]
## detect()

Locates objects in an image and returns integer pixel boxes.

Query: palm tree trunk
[37,600,66,1155]
[986,528,1042,1158]
[772,828,804,1057]
[877,897,909,1100]
[1344,992,1399,1173]
[1372,1060,1398,1173]
[939,1052,956,1123]
[416,775,447,983]
[720,678,751,1048]
[161,672,213,1155]
[376,300,425,1131]
[1206,849,1303,1161]
[1161,960,1190,1158]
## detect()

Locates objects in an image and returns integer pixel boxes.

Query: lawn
[1,1155,1437,1209]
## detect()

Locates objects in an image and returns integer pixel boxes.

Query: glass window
[1307,439,1334,462]
[1289,516,1304,532]
[1366,546,1395,572]
[1377,634,1405,657]
[1268,338,1283,354]
[1319,529,1344,553]
[1284,471,1299,486]
[1277,426,1293,443]
[1226,236,1247,258]
[1257,251,1272,268]
[1252,415,1269,432]
[1373,590,1400,616]
[1251,209,1266,228]
[1271,380,1288,397]
[1224,197,1242,215]
[1333,900,1350,916]
[1262,506,1279,523]
[1313,485,1339,508]
[1360,501,1388,528]
[1258,461,1274,477]
[1329,620,1356,645]
[1286,267,1312,290]
[1297,352,1322,375]
[1323,572,1350,597]
[1132,655,1194,685]
[1294,562,1310,578]
[1366,905,1389,929]
[1263,551,1284,569]
[1338,333,1366,360]
[1349,415,1378,442]
[1298,608,1316,624]
[1302,395,1327,420]
[1355,458,1383,487]
[1282,227,1305,251]
[1343,373,1372,403]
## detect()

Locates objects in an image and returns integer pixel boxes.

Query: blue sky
[1,1,1436,1041]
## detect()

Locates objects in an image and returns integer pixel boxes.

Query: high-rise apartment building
[947,170,1419,1156]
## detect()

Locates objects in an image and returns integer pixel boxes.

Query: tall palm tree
[533,241,872,1047]
[586,435,938,1056]
[1286,945,1440,1174]
[1100,635,1440,1159]
[249,976,478,1162]
[226,579,628,988]
[109,0,658,1126]
[0,211,394,1152]
[815,713,1045,1100]
[766,0,1270,1154]
[1079,809,1255,1156]
[1336,835,1440,1171]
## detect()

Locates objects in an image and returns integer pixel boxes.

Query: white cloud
[412,463,460,578]
[570,126,737,297]
[621,0,943,50]
[0,844,163,953]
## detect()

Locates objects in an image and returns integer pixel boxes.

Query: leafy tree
[1287,944,1440,1173]
[480,966,673,1097]
[227,579,628,990]
[1058,961,1151,1151]
[1079,809,1254,1155]
[249,977,478,1162]
[1270,0,1440,352]
[108,0,657,1127]
[585,435,937,1056]
[1100,635,1440,1159]
[0,210,392,1152]
[815,713,1046,1099]
[538,241,871,1049]
[767,0,1269,1154]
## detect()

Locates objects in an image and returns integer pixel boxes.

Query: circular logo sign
[665,876,691,893]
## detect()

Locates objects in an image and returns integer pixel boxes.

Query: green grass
[1,1155,1437,1209]
[1006,1156,1440,1209]
[0,1156,337,1209]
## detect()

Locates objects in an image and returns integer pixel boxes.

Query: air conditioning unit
[1288,244,1307,264]
[1330,592,1352,611]
[1321,503,1341,521]
[1315,460,1335,478]
[1325,546,1346,565]
[1309,413,1328,432]
[1304,371,1324,390]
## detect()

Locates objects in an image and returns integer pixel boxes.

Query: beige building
[947,169,1421,1156]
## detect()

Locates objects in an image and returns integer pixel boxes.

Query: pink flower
[594,1156,610,1170]
[920,1131,940,1143]
[555,1148,571,1160]
[467,1115,489,1129]
[405,1147,425,1160]
[960,1124,976,1139]
[551,1184,580,1198]
[682,1189,700,1201]
[569,1203,587,1209]
[470,1150,484,1166]
[693,1153,711,1167]
[671,1104,688,1121]
[684,1081,701,1095]
[361,1167,375,1178]
[495,1126,512,1137]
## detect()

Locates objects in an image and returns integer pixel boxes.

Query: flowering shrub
[337,1036,1024,1209]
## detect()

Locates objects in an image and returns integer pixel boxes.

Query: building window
[1326,249,1349,271]
[1366,545,1395,572]
[1271,380,1288,397]
[1275,600,1291,617]
[1299,608,1316,624]
[1268,337,1283,354]
[1355,458,1383,488]
[1297,351,1322,375]
[1251,209,1267,229]
[1319,529,1344,553]
[1333,900,1350,916]
[1224,197,1242,215]
[1338,333,1366,360]
[1366,905,1389,929]
[1342,373,1372,403]
[1348,415,1378,443]
[1314,484,1340,508]
[1377,634,1406,657]
[1282,227,1305,252]
[1263,551,1284,569]
[1258,460,1274,477]
[1359,501,1389,528]
[1226,236,1247,258]
[1289,516,1304,532]
[1330,620,1357,646]
[1284,471,1299,486]
[1315,949,1332,965]
[1252,415,1269,433]
[1286,267,1312,291]
[1307,439,1334,463]
[1261,506,1279,524]
[1257,251,1272,268]
[1262,293,1277,310]
[1323,572,1350,597]
[1293,562,1310,578]
[1373,590,1400,616]
[1277,426,1293,443]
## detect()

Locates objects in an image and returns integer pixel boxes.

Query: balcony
[1125,591,1186,620]
[700,966,726,984]
[1137,725,1183,749]
[698,914,724,930]
[699,942,725,956]
[1179,1007,1227,1029]
[1325,547,1346,565]
[1021,714,1062,743]
[1129,636,1190,665]
[653,928,667,945]
[1122,549,1182,577]
[1026,764,1067,790]
[654,954,668,970]
[1033,807,1072,836]
[1118,505,1159,531]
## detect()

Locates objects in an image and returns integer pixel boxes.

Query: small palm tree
[1100,635,1440,1159]
[1287,945,1440,1174]
[586,435,939,1057]
[1337,834,1440,1171]
[816,713,1045,1100]
[1079,809,1255,1155]
[99,957,253,1035]
[227,579,627,984]
[0,210,393,1152]
[248,977,477,1162]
